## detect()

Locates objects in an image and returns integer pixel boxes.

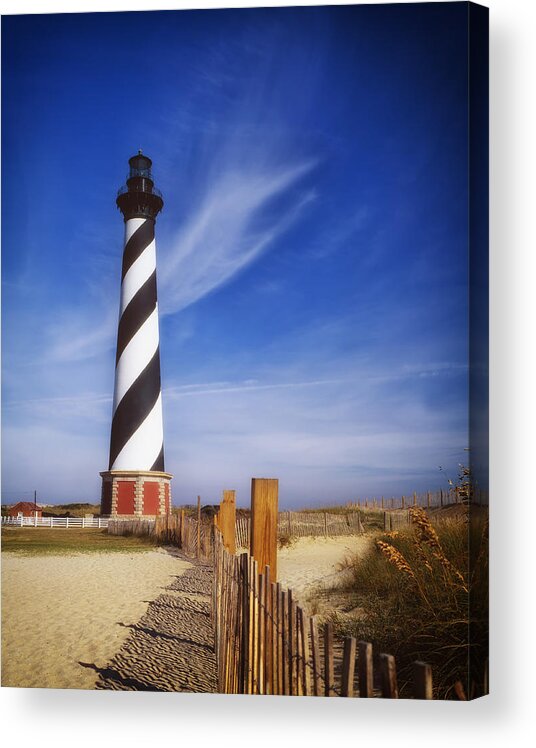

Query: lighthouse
[100,152,172,518]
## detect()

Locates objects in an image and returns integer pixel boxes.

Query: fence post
[98,517,101,528]
[401,495,405,510]
[440,488,444,507]
[413,491,417,506]
[341,637,357,697]
[323,622,335,696]
[66,516,69,529]
[380,653,399,698]
[323,511,328,538]
[250,479,278,582]
[197,495,202,558]
[413,661,433,699]
[220,490,236,555]
[358,641,373,697]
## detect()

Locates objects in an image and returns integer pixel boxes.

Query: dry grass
[321,505,488,699]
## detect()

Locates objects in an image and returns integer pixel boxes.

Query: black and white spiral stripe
[109,217,164,471]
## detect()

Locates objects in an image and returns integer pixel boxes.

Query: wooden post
[323,511,328,537]
[250,478,278,582]
[298,607,311,696]
[440,488,444,507]
[381,496,384,509]
[264,565,271,695]
[413,661,433,699]
[341,637,357,697]
[401,495,405,510]
[310,617,321,696]
[281,590,289,695]
[413,491,417,506]
[219,490,236,555]
[380,653,399,698]
[196,495,201,558]
[324,622,335,696]
[358,641,373,697]
[239,553,249,694]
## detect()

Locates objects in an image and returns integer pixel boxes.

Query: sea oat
[409,507,466,588]
[376,540,416,579]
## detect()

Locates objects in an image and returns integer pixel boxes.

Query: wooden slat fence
[235,511,364,550]
[108,513,214,561]
[350,485,488,511]
[213,530,434,698]
[382,510,412,531]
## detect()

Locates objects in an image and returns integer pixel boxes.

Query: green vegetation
[43,503,101,517]
[301,505,359,515]
[1,528,158,556]
[1,503,102,518]
[322,506,488,699]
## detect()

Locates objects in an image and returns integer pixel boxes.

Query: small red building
[7,502,42,518]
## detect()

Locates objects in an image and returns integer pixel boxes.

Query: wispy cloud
[159,160,317,315]
[164,377,343,399]
[46,310,117,363]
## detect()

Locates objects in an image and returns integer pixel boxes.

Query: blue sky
[2,4,470,507]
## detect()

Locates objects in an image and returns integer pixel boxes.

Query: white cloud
[158,160,317,315]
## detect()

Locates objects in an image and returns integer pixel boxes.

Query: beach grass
[1,527,157,556]
[319,506,488,699]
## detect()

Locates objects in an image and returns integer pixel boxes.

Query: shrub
[329,505,488,699]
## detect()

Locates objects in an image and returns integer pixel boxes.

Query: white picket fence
[1,516,109,528]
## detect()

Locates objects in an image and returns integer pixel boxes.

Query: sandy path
[95,563,216,692]
[277,535,371,610]
[1,548,191,689]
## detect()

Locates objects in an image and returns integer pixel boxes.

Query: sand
[2,535,370,690]
[1,548,191,690]
[277,535,371,610]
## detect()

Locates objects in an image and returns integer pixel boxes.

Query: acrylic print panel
[1,2,488,699]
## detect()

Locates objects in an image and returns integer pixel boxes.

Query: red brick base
[99,470,173,518]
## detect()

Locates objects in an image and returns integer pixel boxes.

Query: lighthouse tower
[100,152,172,518]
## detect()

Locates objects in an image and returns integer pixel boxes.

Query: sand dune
[1,549,190,690]
[277,535,371,609]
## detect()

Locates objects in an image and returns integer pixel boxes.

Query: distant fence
[349,485,487,510]
[106,509,365,554]
[213,530,434,698]
[108,512,214,561]
[1,516,109,528]
[235,511,364,550]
